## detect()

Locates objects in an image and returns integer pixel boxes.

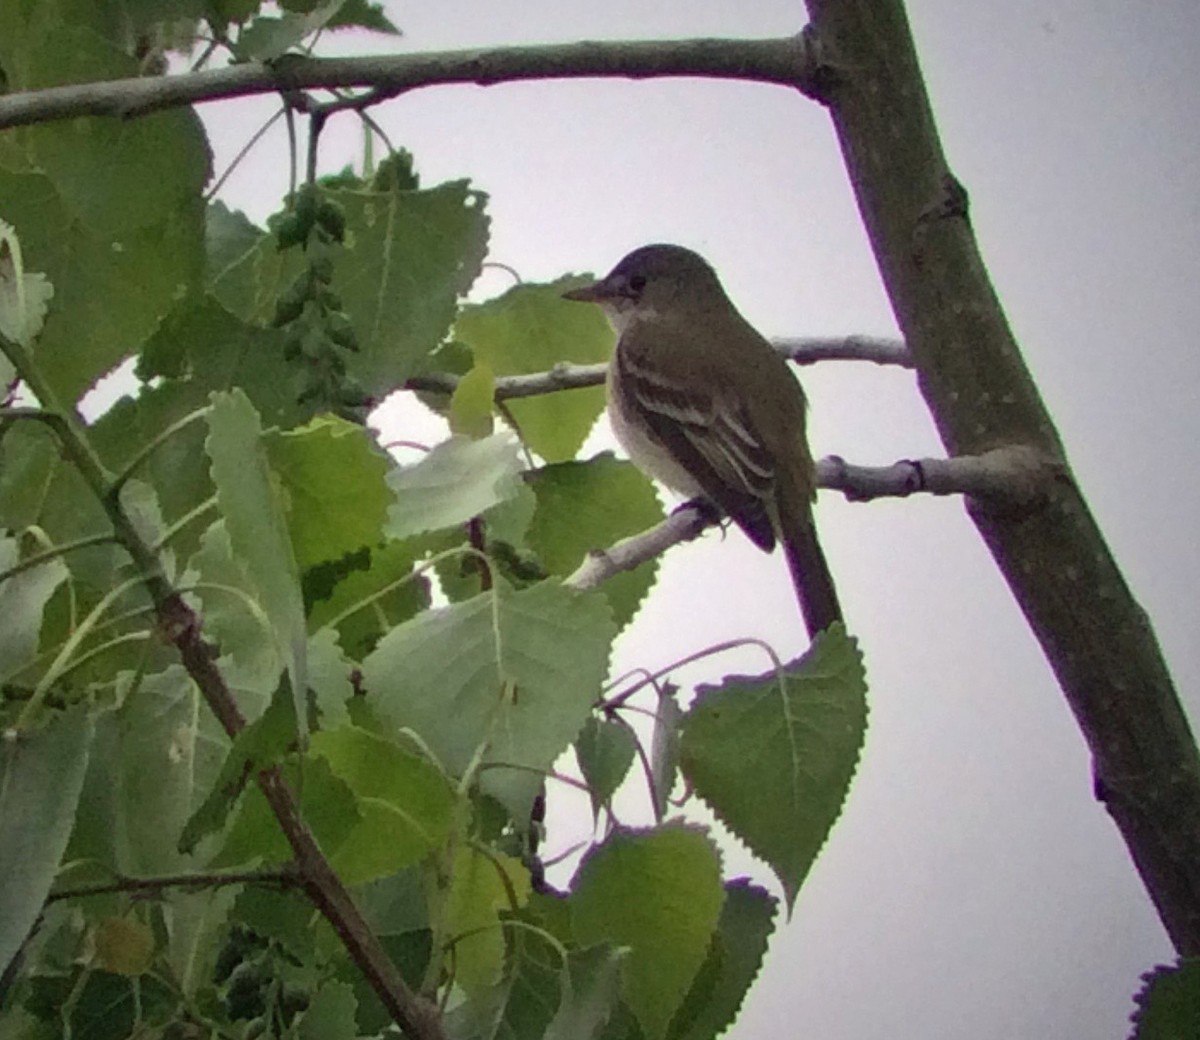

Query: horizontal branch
[404,334,910,401]
[0,35,823,131]
[567,448,1042,590]
[48,868,296,903]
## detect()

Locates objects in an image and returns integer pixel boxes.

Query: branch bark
[802,0,1200,952]
[568,449,1048,589]
[404,334,910,401]
[0,35,824,130]
[0,340,444,1040]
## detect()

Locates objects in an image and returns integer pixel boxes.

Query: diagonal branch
[0,337,445,1040]
[0,35,824,130]
[804,0,1200,953]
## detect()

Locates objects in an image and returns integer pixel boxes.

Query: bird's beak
[562,279,610,303]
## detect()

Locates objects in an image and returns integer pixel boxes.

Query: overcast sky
[201,3,1200,1037]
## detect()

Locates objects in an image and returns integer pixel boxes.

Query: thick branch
[405,334,910,401]
[567,450,1042,589]
[0,35,822,130]
[804,0,1200,952]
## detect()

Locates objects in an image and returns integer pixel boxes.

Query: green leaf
[360,581,615,820]
[326,0,401,34]
[527,455,663,627]
[297,980,359,1040]
[307,627,352,726]
[447,928,563,1040]
[0,166,204,405]
[570,823,725,1040]
[0,707,93,976]
[23,26,211,236]
[575,716,638,820]
[385,432,523,540]
[266,415,391,570]
[309,726,456,885]
[649,684,682,822]
[543,944,625,1040]
[137,293,303,428]
[186,520,282,696]
[0,535,68,679]
[679,624,867,911]
[331,178,487,396]
[206,390,308,736]
[443,848,531,995]
[665,879,778,1040]
[306,538,429,659]
[0,219,54,348]
[448,362,496,438]
[1131,959,1200,1040]
[454,278,612,462]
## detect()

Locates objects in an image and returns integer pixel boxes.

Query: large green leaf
[441,847,530,995]
[385,432,524,541]
[570,823,725,1040]
[360,581,615,820]
[454,279,613,462]
[309,725,456,885]
[0,165,205,406]
[23,26,211,236]
[266,415,391,571]
[665,879,778,1040]
[205,390,307,733]
[679,624,867,911]
[210,180,489,397]
[0,706,93,976]
[527,455,663,628]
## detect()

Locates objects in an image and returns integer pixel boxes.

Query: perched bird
[563,244,841,639]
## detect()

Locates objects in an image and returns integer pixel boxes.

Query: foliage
[0,6,869,1040]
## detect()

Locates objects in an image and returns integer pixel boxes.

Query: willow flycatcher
[563,243,841,638]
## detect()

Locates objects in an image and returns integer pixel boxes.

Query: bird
[562,243,841,639]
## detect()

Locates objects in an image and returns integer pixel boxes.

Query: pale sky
[199,3,1200,1037]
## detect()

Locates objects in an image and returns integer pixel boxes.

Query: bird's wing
[614,324,778,550]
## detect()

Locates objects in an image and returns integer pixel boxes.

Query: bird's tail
[777,493,842,640]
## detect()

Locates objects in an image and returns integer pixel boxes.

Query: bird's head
[562,243,725,330]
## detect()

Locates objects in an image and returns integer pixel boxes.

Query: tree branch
[404,334,910,401]
[804,0,1200,953]
[0,340,444,1040]
[567,449,1047,589]
[0,35,824,131]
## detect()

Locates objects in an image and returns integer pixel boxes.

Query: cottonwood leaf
[527,454,663,627]
[206,390,307,736]
[297,981,359,1040]
[0,707,93,976]
[575,716,638,820]
[266,414,391,571]
[665,879,778,1040]
[310,726,456,885]
[385,432,523,540]
[0,535,68,678]
[454,279,612,462]
[1131,959,1200,1040]
[332,179,487,395]
[443,848,531,996]
[360,581,614,820]
[0,220,53,348]
[543,944,625,1040]
[570,823,724,1040]
[679,624,867,911]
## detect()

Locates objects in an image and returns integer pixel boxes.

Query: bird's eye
[628,275,647,293]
